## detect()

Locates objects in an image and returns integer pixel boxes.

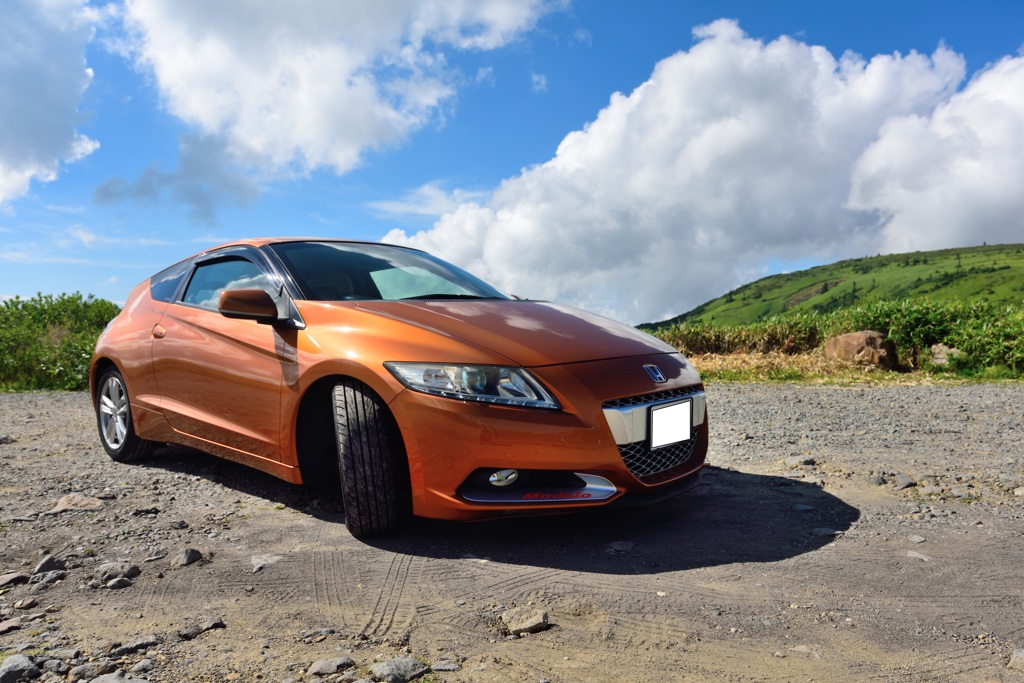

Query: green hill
[647,243,1024,328]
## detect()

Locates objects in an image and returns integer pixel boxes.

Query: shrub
[0,293,120,391]
[652,299,1023,378]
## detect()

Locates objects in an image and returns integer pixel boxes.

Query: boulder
[930,343,963,366]
[307,657,355,676]
[171,548,203,567]
[97,561,141,583]
[501,606,550,635]
[0,572,30,588]
[32,556,66,575]
[370,657,430,683]
[824,331,897,369]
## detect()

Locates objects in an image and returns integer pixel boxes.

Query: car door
[151,251,292,463]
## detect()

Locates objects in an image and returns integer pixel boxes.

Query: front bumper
[388,353,710,521]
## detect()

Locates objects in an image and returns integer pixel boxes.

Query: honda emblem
[644,364,667,383]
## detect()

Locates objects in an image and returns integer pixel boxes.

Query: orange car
[91,238,708,536]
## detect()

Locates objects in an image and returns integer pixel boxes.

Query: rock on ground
[369,657,430,683]
[0,655,40,683]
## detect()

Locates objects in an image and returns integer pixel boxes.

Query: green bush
[0,293,120,391]
[654,316,822,355]
[947,305,1024,374]
[652,299,1023,378]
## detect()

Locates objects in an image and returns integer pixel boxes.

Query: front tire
[96,367,156,463]
[332,380,410,537]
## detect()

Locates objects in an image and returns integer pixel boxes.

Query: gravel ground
[1,384,1023,682]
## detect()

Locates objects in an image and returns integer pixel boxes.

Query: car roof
[213,236,377,249]
[193,236,421,258]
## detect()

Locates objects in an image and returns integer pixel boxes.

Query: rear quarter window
[150,261,192,303]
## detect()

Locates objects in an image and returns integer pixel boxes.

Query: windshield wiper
[399,293,496,300]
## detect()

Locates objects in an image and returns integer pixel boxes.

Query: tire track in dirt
[815,537,1024,642]
[413,565,564,621]
[138,569,181,609]
[409,564,608,644]
[307,516,354,622]
[309,548,352,628]
[306,537,452,641]
[360,552,418,639]
[902,645,1007,682]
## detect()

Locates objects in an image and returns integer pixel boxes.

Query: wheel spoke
[100,394,116,416]
[105,416,119,445]
[100,376,129,448]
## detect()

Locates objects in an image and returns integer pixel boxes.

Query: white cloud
[122,0,562,175]
[0,0,99,204]
[849,55,1024,253]
[371,182,490,218]
[0,249,93,266]
[387,20,984,323]
[69,226,98,248]
[1,226,173,269]
[531,72,549,93]
[475,66,497,85]
[572,28,593,47]
[42,226,172,252]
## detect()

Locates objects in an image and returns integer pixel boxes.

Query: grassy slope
[646,243,1024,328]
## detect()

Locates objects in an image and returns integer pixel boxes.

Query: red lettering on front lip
[521,492,593,500]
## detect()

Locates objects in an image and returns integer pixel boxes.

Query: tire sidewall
[333,380,409,536]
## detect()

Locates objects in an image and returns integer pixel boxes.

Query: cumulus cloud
[386,20,1007,323]
[0,0,99,204]
[122,0,562,175]
[849,55,1024,253]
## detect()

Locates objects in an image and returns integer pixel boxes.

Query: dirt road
[1,384,1023,682]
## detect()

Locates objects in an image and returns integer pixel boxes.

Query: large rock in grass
[930,343,963,366]
[824,331,897,369]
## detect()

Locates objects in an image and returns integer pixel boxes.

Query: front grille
[603,386,703,409]
[618,427,699,481]
[603,386,703,482]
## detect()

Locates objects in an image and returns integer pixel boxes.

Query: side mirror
[218,289,279,323]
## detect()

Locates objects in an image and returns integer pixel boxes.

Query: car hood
[353,300,677,367]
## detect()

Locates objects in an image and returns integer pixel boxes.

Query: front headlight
[384,362,560,410]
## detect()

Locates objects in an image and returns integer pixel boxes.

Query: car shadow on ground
[375,466,860,574]
[137,448,859,575]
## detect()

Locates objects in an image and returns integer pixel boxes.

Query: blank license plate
[650,400,692,449]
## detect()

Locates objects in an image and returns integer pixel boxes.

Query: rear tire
[96,367,156,463]
[332,380,410,537]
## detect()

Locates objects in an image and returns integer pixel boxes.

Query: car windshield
[267,241,511,302]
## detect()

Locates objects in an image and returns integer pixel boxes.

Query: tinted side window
[150,260,191,303]
[181,258,274,310]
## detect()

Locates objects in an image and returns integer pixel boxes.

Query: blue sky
[3,1,1024,323]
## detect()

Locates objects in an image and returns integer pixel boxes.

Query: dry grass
[688,349,969,385]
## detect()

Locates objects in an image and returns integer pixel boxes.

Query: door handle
[152,325,166,339]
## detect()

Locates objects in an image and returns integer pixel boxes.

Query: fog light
[488,469,519,487]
